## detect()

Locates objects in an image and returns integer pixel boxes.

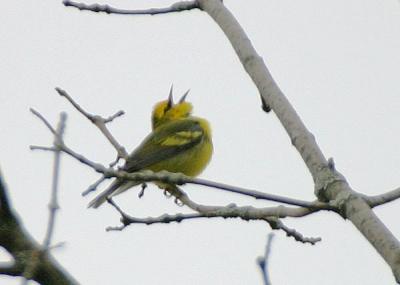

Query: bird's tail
[88,179,142,208]
[87,180,122,209]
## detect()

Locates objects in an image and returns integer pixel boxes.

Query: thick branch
[63,0,199,15]
[0,262,22,277]
[0,171,78,284]
[198,0,328,181]
[197,0,400,281]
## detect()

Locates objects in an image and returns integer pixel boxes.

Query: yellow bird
[88,88,213,208]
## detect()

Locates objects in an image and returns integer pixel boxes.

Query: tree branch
[62,0,199,15]
[106,186,321,244]
[55,87,128,160]
[362,187,400,208]
[42,113,66,249]
[30,108,56,135]
[192,177,334,210]
[257,233,274,285]
[0,262,22,277]
[105,205,207,232]
[0,170,78,284]
[197,0,400,281]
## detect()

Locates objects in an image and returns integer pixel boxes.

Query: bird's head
[152,86,193,129]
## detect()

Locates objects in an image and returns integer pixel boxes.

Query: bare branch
[0,262,22,277]
[362,187,400,208]
[197,0,400,280]
[30,108,56,135]
[267,217,321,244]
[106,210,207,232]
[63,0,199,15]
[31,141,107,173]
[30,146,57,152]
[198,0,329,179]
[104,110,125,123]
[106,186,321,244]
[173,186,321,244]
[55,87,128,159]
[257,233,275,285]
[43,113,67,249]
[0,172,78,284]
[21,113,68,284]
[82,176,106,196]
[192,177,334,210]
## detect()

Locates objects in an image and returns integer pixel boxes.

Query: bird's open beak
[167,84,174,109]
[179,89,190,103]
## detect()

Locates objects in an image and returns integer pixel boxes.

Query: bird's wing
[123,119,204,173]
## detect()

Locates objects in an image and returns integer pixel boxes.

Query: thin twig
[104,110,125,123]
[106,211,206,232]
[30,146,57,152]
[43,112,67,249]
[22,113,68,285]
[30,108,56,135]
[192,177,333,210]
[82,176,106,196]
[55,87,128,159]
[257,233,275,285]
[267,217,321,244]
[31,142,107,173]
[63,0,199,15]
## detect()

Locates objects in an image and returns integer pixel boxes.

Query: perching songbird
[88,88,213,208]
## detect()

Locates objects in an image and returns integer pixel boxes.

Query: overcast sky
[1,0,400,284]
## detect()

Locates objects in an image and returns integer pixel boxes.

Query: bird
[88,88,213,208]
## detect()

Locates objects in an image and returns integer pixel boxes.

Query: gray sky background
[1,1,400,284]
